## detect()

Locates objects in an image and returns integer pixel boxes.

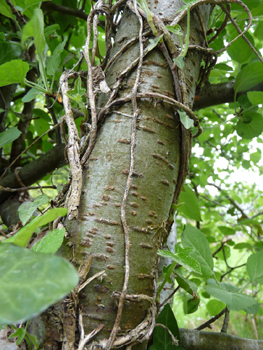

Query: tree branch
[193,81,263,110]
[0,144,65,205]
[179,328,263,350]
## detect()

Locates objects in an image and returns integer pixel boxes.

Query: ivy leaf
[4,208,67,247]
[181,225,214,278]
[0,244,78,324]
[178,110,194,129]
[0,59,29,87]
[173,56,184,69]
[147,35,163,51]
[246,251,263,283]
[206,279,260,314]
[0,127,21,148]
[175,271,198,295]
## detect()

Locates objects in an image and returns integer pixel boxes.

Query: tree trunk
[29,1,212,349]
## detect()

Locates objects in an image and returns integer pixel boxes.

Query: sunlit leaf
[0,60,29,87]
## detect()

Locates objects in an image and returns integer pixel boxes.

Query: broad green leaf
[234,62,263,94]
[158,244,201,274]
[177,184,201,221]
[0,1,14,19]
[0,37,23,65]
[218,226,235,236]
[0,59,29,87]
[247,251,263,283]
[22,87,40,103]
[250,150,261,164]
[22,8,45,55]
[47,36,67,76]
[247,91,263,106]
[206,299,225,316]
[206,280,259,314]
[236,113,263,139]
[0,127,21,148]
[181,225,214,277]
[150,304,184,350]
[0,244,78,324]
[32,228,65,253]
[178,110,194,129]
[18,194,50,225]
[4,208,67,247]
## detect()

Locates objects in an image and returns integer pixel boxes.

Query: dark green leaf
[0,244,78,324]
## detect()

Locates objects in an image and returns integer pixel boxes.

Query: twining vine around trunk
[28,1,254,349]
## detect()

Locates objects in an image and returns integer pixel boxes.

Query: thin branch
[196,307,227,330]
[0,185,56,192]
[208,4,230,44]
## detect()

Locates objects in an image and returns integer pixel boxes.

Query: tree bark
[29,1,212,349]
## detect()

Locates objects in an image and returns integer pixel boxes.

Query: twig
[155,324,179,345]
[78,311,104,350]
[159,286,180,309]
[221,308,230,333]
[0,122,61,182]
[0,185,56,192]
[196,307,227,330]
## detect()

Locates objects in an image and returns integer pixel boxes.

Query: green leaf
[178,110,194,129]
[47,36,67,76]
[206,279,260,314]
[4,208,67,247]
[8,327,26,345]
[247,251,263,283]
[44,24,60,37]
[147,35,163,51]
[186,293,200,314]
[234,62,263,94]
[22,87,40,103]
[227,31,255,64]
[218,226,235,236]
[0,244,78,324]
[166,24,183,36]
[22,8,46,55]
[32,227,66,253]
[0,127,21,148]
[236,113,263,139]
[247,91,263,106]
[0,1,14,19]
[234,242,252,250]
[181,225,214,277]
[175,272,198,295]
[158,244,201,274]
[173,56,184,69]
[0,59,29,87]
[177,184,201,221]
[151,304,184,350]
[206,299,225,316]
[18,194,50,226]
